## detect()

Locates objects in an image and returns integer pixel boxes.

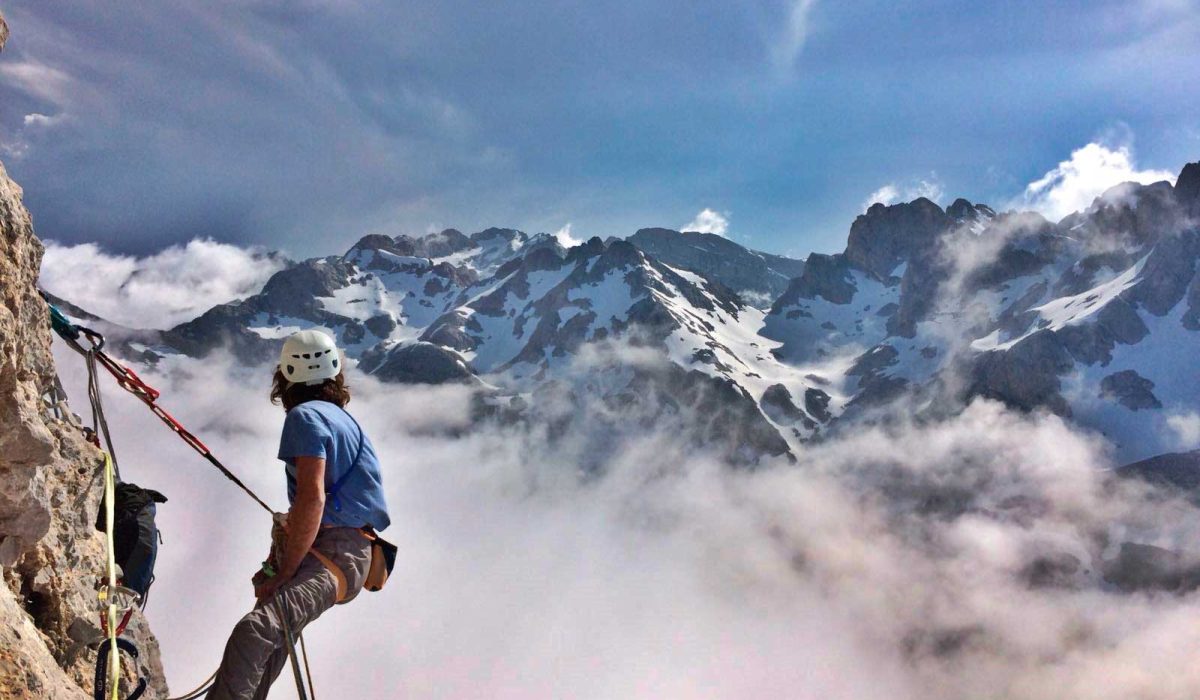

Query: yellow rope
[102,451,120,700]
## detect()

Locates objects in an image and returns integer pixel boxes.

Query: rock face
[0,10,9,52]
[0,160,165,697]
[1099,369,1161,411]
[1103,543,1200,593]
[358,342,478,385]
[627,228,805,304]
[845,198,949,279]
[1119,450,1200,492]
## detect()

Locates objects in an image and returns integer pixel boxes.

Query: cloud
[22,112,67,128]
[1019,142,1176,222]
[864,184,900,207]
[0,59,75,107]
[683,208,730,236]
[1166,412,1200,450]
[772,0,818,71]
[862,177,945,210]
[553,222,581,248]
[39,238,286,329]
[43,306,1200,700]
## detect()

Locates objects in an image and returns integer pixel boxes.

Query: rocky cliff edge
[0,152,166,697]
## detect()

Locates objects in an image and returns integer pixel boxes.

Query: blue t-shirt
[277,400,391,531]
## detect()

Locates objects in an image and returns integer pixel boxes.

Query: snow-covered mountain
[57,160,1200,464]
[764,162,1200,461]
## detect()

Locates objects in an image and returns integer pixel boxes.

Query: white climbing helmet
[279,329,341,385]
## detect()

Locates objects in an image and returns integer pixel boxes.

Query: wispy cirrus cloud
[771,0,818,72]
[0,58,74,107]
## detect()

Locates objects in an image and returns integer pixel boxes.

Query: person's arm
[279,455,325,575]
[256,456,325,600]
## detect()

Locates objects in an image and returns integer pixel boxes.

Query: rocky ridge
[47,161,1200,465]
[626,227,805,304]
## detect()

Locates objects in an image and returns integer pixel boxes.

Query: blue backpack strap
[326,407,365,513]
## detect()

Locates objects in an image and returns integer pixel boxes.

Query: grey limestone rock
[770,253,857,308]
[845,198,949,280]
[967,330,1074,416]
[1,158,166,698]
[627,228,805,303]
[361,342,478,385]
[1099,369,1162,410]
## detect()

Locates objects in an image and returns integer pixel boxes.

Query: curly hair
[270,369,351,411]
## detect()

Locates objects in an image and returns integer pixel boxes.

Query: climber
[206,329,391,700]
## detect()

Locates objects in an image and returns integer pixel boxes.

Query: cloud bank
[48,341,1200,700]
[44,313,1200,700]
[39,239,285,329]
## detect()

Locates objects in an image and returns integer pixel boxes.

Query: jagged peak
[630,226,748,251]
[845,196,950,278]
[565,235,606,263]
[596,238,643,267]
[346,233,417,258]
[397,228,474,258]
[1091,179,1174,212]
[1174,161,1200,214]
[471,227,526,243]
[946,197,997,222]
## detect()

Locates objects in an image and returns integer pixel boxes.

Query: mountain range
[50,160,1200,465]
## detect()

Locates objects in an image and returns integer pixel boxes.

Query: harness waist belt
[308,527,373,604]
[308,547,348,604]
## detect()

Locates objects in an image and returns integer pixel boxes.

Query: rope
[299,631,317,700]
[164,671,216,700]
[46,302,274,514]
[101,451,120,700]
[87,349,121,479]
[277,597,312,700]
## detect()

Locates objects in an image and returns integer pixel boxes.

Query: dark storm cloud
[0,0,1197,256]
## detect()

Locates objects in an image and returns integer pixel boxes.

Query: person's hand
[254,569,292,602]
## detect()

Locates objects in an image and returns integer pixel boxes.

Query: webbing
[45,302,274,514]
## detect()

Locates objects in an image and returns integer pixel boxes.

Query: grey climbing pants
[206,527,372,700]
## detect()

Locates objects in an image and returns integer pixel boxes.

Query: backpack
[95,482,168,601]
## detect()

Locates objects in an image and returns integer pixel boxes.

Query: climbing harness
[44,296,325,700]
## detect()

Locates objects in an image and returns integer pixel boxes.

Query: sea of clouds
[49,334,1200,700]
[38,142,1200,696]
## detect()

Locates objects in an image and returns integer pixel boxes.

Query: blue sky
[1,0,1198,258]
